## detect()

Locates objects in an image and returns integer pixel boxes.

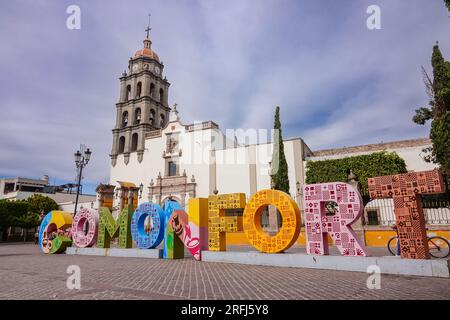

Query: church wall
[215,146,252,196]
[179,128,214,197]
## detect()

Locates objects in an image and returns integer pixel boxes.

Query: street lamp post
[74,145,92,217]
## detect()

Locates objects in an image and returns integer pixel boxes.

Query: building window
[136,82,142,98]
[150,83,155,98]
[159,88,164,103]
[134,108,141,125]
[121,111,128,127]
[119,136,126,153]
[168,161,177,176]
[160,114,165,128]
[149,109,155,125]
[125,85,131,101]
[131,133,138,152]
[367,210,379,225]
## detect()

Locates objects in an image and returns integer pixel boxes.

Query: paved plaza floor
[0,243,449,300]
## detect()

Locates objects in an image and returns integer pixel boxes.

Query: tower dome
[133,37,160,62]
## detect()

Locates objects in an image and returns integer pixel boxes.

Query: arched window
[150,83,155,98]
[134,108,141,125]
[125,85,131,101]
[159,114,165,128]
[149,109,155,125]
[136,82,142,98]
[119,136,125,153]
[131,133,138,152]
[121,111,128,127]
[159,88,164,103]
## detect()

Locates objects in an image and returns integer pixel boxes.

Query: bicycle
[387,226,450,258]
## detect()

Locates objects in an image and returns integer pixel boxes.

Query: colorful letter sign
[169,198,209,260]
[131,202,165,249]
[243,189,301,253]
[208,193,245,251]
[72,208,99,248]
[303,183,368,257]
[38,211,73,254]
[163,201,184,259]
[368,170,445,259]
[97,205,133,248]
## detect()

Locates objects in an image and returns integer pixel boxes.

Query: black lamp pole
[74,146,92,217]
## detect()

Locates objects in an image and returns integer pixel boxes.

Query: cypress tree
[270,106,290,194]
[413,43,450,175]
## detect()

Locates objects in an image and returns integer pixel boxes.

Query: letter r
[303,182,368,256]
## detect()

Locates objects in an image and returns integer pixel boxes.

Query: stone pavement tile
[0,244,449,300]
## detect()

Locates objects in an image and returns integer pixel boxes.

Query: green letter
[97,205,133,248]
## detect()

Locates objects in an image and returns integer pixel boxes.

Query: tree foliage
[26,194,59,216]
[0,194,58,232]
[412,44,450,175]
[270,106,290,194]
[445,0,450,12]
[305,152,407,196]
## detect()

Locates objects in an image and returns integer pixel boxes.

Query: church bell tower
[110,24,170,166]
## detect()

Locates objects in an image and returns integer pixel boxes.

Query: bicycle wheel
[428,236,450,259]
[387,236,399,256]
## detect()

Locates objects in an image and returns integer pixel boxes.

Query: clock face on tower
[133,64,139,72]
[155,66,160,75]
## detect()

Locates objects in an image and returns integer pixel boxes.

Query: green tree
[270,106,290,194]
[26,194,59,216]
[412,44,450,175]
[10,200,40,241]
[0,200,13,236]
[445,0,450,12]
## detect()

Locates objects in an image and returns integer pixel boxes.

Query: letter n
[97,205,133,248]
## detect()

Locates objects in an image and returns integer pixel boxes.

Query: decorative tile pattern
[72,208,99,248]
[169,198,209,261]
[163,201,184,259]
[243,189,301,253]
[38,211,73,254]
[131,203,165,249]
[97,205,133,249]
[368,170,445,259]
[208,194,246,251]
[303,183,368,257]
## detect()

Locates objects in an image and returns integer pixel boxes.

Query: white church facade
[108,33,439,223]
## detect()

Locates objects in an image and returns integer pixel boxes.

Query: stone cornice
[115,97,171,111]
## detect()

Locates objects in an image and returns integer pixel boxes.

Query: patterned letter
[163,201,184,259]
[208,193,246,251]
[97,205,133,248]
[303,182,368,256]
[72,208,98,248]
[131,202,165,249]
[38,211,73,254]
[169,198,209,260]
[368,170,445,259]
[243,189,300,253]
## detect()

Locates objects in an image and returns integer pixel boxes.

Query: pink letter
[303,182,368,256]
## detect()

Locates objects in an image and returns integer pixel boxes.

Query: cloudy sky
[0,0,449,194]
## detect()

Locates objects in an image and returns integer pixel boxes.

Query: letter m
[97,205,133,248]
